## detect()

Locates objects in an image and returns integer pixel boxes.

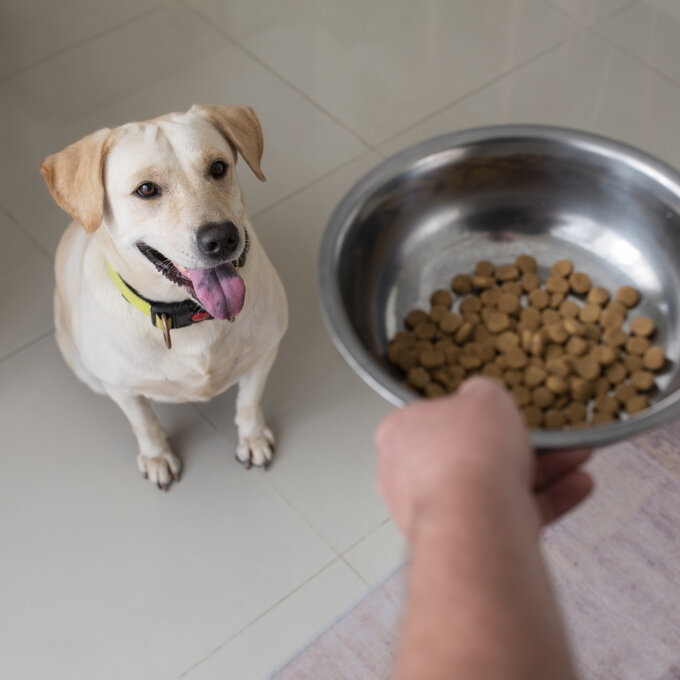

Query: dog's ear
[40,127,111,233]
[193,105,266,182]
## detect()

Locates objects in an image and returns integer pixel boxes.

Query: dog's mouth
[137,242,246,320]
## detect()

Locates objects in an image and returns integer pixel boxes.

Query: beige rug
[271,423,680,680]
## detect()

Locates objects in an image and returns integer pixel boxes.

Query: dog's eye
[136,182,159,198]
[210,160,227,179]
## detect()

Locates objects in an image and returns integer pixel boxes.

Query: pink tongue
[185,262,246,320]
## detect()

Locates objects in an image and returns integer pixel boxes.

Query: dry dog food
[387,255,668,429]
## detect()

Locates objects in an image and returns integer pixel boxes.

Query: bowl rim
[317,124,680,448]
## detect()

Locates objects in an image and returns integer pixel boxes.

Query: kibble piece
[440,312,463,334]
[546,374,569,395]
[501,281,524,297]
[459,354,483,370]
[563,316,585,335]
[614,382,637,404]
[424,383,446,397]
[515,254,537,273]
[559,300,581,320]
[546,357,572,378]
[530,331,546,357]
[503,370,523,387]
[521,271,542,292]
[474,260,495,277]
[485,311,511,333]
[606,301,629,318]
[592,345,617,366]
[407,367,431,389]
[626,394,649,415]
[566,336,588,357]
[574,356,600,380]
[626,336,650,356]
[594,377,611,397]
[522,405,543,427]
[459,296,482,314]
[624,354,643,373]
[603,328,627,348]
[481,288,501,307]
[579,303,601,324]
[479,342,496,362]
[498,292,520,315]
[420,349,445,369]
[588,287,610,306]
[643,346,665,371]
[569,272,591,294]
[474,324,491,342]
[393,331,415,346]
[600,308,625,329]
[414,321,437,340]
[481,364,504,382]
[595,394,619,414]
[524,365,547,388]
[405,309,428,328]
[451,274,473,294]
[506,347,529,369]
[592,411,615,425]
[605,362,627,384]
[616,285,641,308]
[454,321,474,344]
[631,316,655,337]
[431,289,452,308]
[496,264,520,281]
[532,386,555,409]
[449,365,466,382]
[520,306,541,331]
[495,354,509,370]
[546,323,568,344]
[429,305,448,323]
[564,402,588,424]
[496,331,520,353]
[387,343,406,365]
[631,370,655,391]
[551,259,574,277]
[509,384,530,407]
[398,349,419,371]
[541,309,560,326]
[544,409,566,430]
[546,277,570,295]
[473,275,496,289]
[463,312,481,325]
[583,324,602,342]
[528,289,549,309]
[571,377,595,402]
[549,292,566,309]
[545,344,565,360]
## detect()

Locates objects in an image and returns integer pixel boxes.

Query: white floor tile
[0,210,54,361]
[0,2,367,256]
[546,0,635,26]
[0,0,165,79]
[599,1,680,85]
[187,0,575,145]
[197,152,395,553]
[379,32,680,171]
[343,520,409,588]
[183,559,368,680]
[0,336,336,680]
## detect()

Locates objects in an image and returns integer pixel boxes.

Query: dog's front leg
[106,388,182,490]
[234,347,278,469]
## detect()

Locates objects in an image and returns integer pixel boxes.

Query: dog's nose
[196,221,240,259]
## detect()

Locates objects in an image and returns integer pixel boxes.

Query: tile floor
[1,1,680,678]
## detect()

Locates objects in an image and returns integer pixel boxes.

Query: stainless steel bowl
[318,125,680,449]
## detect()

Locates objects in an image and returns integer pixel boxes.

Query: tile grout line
[0,329,55,366]
[0,3,168,83]
[175,555,341,679]
[375,33,573,150]
[180,1,376,151]
[543,0,639,29]
[0,205,54,262]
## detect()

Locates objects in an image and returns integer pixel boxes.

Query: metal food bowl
[318,125,680,449]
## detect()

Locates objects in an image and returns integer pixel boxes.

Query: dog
[40,105,288,490]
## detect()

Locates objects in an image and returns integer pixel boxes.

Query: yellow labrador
[41,105,288,489]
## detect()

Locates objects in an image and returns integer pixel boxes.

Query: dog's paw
[137,450,182,491]
[236,427,275,469]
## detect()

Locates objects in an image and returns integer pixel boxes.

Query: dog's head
[40,105,266,320]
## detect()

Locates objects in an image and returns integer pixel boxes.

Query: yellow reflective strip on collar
[106,260,172,330]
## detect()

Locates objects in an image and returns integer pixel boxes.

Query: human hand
[375,377,593,540]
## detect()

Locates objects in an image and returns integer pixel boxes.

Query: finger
[536,470,594,526]
[534,448,592,490]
